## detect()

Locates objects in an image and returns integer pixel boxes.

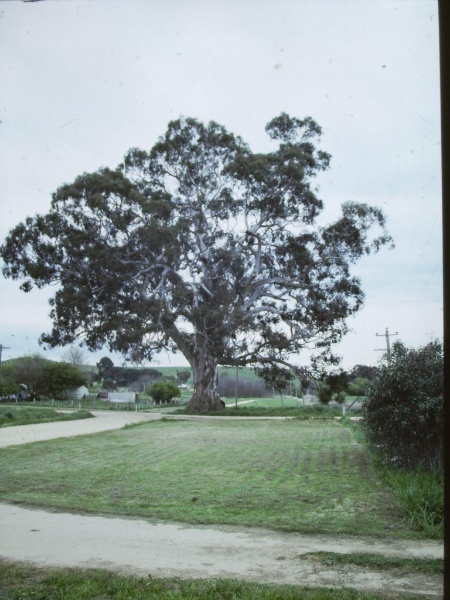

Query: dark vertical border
[438,0,449,594]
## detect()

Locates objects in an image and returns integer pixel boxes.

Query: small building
[67,385,89,400]
[108,392,136,403]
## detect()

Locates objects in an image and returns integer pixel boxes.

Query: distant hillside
[150,366,262,385]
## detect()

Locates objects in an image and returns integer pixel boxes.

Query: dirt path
[0,412,444,597]
[0,410,162,448]
[0,504,442,597]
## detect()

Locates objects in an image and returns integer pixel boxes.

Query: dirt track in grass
[0,503,443,597]
[0,411,444,597]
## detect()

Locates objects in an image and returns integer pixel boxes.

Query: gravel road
[0,410,161,448]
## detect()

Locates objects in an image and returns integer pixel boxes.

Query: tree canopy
[0,355,86,399]
[1,114,392,411]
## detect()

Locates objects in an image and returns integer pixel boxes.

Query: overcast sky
[0,0,442,370]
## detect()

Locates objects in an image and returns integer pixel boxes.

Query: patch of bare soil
[0,504,442,598]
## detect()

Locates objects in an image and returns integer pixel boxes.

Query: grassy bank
[348,422,444,539]
[0,561,430,600]
[184,403,359,418]
[0,406,93,428]
[374,465,443,538]
[0,419,418,537]
[303,552,443,575]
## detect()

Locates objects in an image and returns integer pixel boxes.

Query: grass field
[0,419,418,538]
[0,406,93,428]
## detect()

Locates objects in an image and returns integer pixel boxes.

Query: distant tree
[363,340,443,471]
[114,366,163,387]
[316,371,348,405]
[95,357,115,383]
[102,378,116,391]
[0,380,20,398]
[1,114,392,412]
[64,346,86,368]
[176,370,191,385]
[347,377,371,396]
[348,364,378,381]
[10,355,46,398]
[42,361,86,398]
[63,345,95,384]
[148,381,180,405]
[3,355,86,399]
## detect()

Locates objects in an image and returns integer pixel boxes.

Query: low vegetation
[348,422,443,539]
[303,552,443,575]
[0,561,429,600]
[376,465,443,538]
[0,406,93,428]
[177,403,359,418]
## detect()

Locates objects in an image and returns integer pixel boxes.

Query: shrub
[363,340,443,472]
[148,381,181,404]
[347,377,370,396]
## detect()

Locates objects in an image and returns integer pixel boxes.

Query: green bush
[347,377,370,397]
[148,381,181,404]
[363,340,443,472]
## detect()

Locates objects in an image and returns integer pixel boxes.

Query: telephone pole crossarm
[0,344,11,368]
[374,328,398,364]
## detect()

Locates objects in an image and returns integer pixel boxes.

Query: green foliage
[347,377,370,396]
[0,380,20,398]
[0,355,86,399]
[316,371,348,405]
[176,369,191,385]
[42,361,86,398]
[95,357,163,390]
[95,356,114,381]
[148,381,180,404]
[1,115,393,411]
[363,340,443,471]
[348,364,378,381]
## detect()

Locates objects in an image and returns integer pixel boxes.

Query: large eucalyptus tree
[1,114,392,411]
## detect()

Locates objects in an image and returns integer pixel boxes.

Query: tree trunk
[185,350,224,413]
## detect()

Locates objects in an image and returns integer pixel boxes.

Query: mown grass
[303,552,443,575]
[176,403,360,418]
[0,560,429,600]
[0,406,93,428]
[0,419,417,537]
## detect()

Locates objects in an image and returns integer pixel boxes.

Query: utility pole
[234,364,239,408]
[0,344,11,368]
[375,328,398,364]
